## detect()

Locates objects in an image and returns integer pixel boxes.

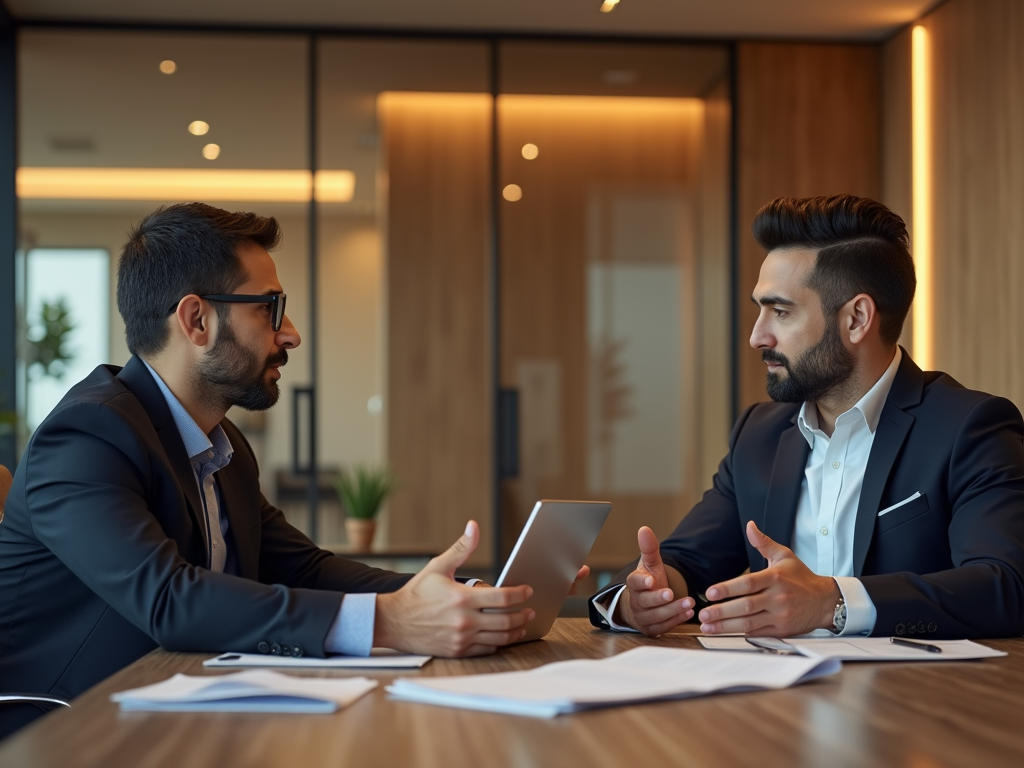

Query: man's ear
[173,295,214,348]
[843,293,877,345]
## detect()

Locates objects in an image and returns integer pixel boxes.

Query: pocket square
[878,491,922,516]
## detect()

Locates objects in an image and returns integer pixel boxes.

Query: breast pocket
[876,493,930,534]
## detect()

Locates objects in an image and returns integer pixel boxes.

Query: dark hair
[752,195,916,346]
[116,203,281,355]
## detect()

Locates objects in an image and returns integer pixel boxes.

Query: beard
[195,319,287,413]
[762,317,854,404]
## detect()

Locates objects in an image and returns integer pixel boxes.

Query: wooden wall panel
[918,0,1024,406]
[737,43,880,410]
[380,94,493,566]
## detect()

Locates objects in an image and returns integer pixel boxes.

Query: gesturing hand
[374,521,536,657]
[619,526,694,636]
[697,521,840,637]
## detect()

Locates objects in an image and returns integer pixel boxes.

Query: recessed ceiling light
[521,143,539,160]
[503,184,523,202]
[159,60,177,75]
[188,121,210,136]
[599,0,620,12]
[202,143,220,160]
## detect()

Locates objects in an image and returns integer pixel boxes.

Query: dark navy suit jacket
[0,356,410,735]
[591,351,1024,639]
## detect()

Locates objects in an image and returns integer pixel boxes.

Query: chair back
[0,464,12,524]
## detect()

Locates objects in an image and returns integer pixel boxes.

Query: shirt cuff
[591,584,641,633]
[323,593,377,656]
[833,576,877,636]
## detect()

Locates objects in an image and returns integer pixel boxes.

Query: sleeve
[861,396,1024,639]
[27,396,366,657]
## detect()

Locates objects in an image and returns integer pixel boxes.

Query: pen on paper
[890,637,942,653]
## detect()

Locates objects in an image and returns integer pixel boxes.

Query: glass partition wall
[17,30,731,579]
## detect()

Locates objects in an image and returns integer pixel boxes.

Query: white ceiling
[8,0,936,42]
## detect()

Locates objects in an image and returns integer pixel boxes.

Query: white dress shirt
[595,348,902,636]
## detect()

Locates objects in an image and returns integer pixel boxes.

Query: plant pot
[345,518,377,552]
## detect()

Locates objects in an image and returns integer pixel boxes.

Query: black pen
[890,637,942,653]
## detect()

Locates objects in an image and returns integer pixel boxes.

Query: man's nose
[276,314,301,349]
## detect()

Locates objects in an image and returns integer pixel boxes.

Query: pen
[890,637,942,653]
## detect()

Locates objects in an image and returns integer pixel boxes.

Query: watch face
[833,602,847,633]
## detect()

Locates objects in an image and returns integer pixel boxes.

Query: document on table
[386,646,841,718]
[204,648,431,669]
[697,636,1006,661]
[111,670,377,713]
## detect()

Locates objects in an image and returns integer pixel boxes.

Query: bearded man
[0,203,537,738]
[590,194,1024,641]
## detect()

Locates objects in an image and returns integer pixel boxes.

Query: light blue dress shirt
[142,360,375,656]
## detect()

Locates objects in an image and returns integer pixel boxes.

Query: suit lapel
[851,349,924,576]
[762,424,810,557]
[116,356,209,559]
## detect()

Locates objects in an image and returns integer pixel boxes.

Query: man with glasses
[0,203,536,738]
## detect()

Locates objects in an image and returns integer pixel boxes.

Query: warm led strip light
[17,167,355,203]
[912,25,932,370]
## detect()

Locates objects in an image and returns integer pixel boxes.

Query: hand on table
[375,520,536,657]
[619,526,695,636]
[697,521,840,637]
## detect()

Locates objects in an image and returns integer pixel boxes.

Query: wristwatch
[832,593,847,634]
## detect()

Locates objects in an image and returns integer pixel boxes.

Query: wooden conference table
[2,619,1024,768]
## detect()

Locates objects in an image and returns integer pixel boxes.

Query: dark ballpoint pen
[890,637,942,653]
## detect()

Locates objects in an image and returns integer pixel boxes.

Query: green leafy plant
[333,465,397,520]
[28,299,76,380]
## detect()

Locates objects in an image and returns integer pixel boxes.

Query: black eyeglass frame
[193,293,288,331]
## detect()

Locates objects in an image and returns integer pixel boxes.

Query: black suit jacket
[0,356,411,731]
[590,351,1024,639]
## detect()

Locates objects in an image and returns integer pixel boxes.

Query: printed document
[697,636,1006,660]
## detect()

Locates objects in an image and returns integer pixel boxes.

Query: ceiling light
[202,143,220,160]
[502,184,523,202]
[17,167,356,203]
[521,143,539,160]
[599,0,620,12]
[159,60,176,75]
[189,121,210,136]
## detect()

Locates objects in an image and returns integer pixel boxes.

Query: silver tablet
[495,499,612,642]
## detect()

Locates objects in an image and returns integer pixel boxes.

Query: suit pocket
[876,493,930,534]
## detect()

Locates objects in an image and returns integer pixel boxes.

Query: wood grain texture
[380,93,493,566]
[4,619,1024,768]
[736,43,880,411]
[910,0,1024,407]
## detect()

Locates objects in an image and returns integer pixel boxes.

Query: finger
[643,611,696,637]
[474,608,536,632]
[746,521,792,566]
[575,565,591,582]
[423,520,479,578]
[698,593,764,624]
[633,587,677,610]
[473,628,530,646]
[637,526,664,572]
[626,570,657,592]
[467,584,534,609]
[634,602,694,636]
[459,644,500,657]
[700,611,773,636]
[705,570,768,601]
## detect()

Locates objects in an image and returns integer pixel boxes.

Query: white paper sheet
[204,648,431,669]
[111,670,377,713]
[387,646,840,718]
[697,636,1006,660]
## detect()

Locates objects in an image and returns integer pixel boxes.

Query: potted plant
[333,465,396,552]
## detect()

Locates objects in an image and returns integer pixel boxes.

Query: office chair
[0,464,71,714]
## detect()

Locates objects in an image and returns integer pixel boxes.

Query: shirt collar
[796,346,902,448]
[141,359,233,463]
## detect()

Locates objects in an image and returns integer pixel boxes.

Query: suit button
[895,623,906,635]
[916,622,926,634]
[281,646,292,657]
[927,622,938,633]
[257,641,270,653]
[270,643,282,655]
[293,646,304,657]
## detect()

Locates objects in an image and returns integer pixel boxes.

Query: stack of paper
[203,648,431,669]
[111,670,377,713]
[387,646,840,718]
[697,636,1007,660]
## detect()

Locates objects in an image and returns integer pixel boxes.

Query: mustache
[762,349,789,367]
[268,350,288,367]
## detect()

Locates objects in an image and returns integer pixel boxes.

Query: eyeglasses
[167,293,288,331]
